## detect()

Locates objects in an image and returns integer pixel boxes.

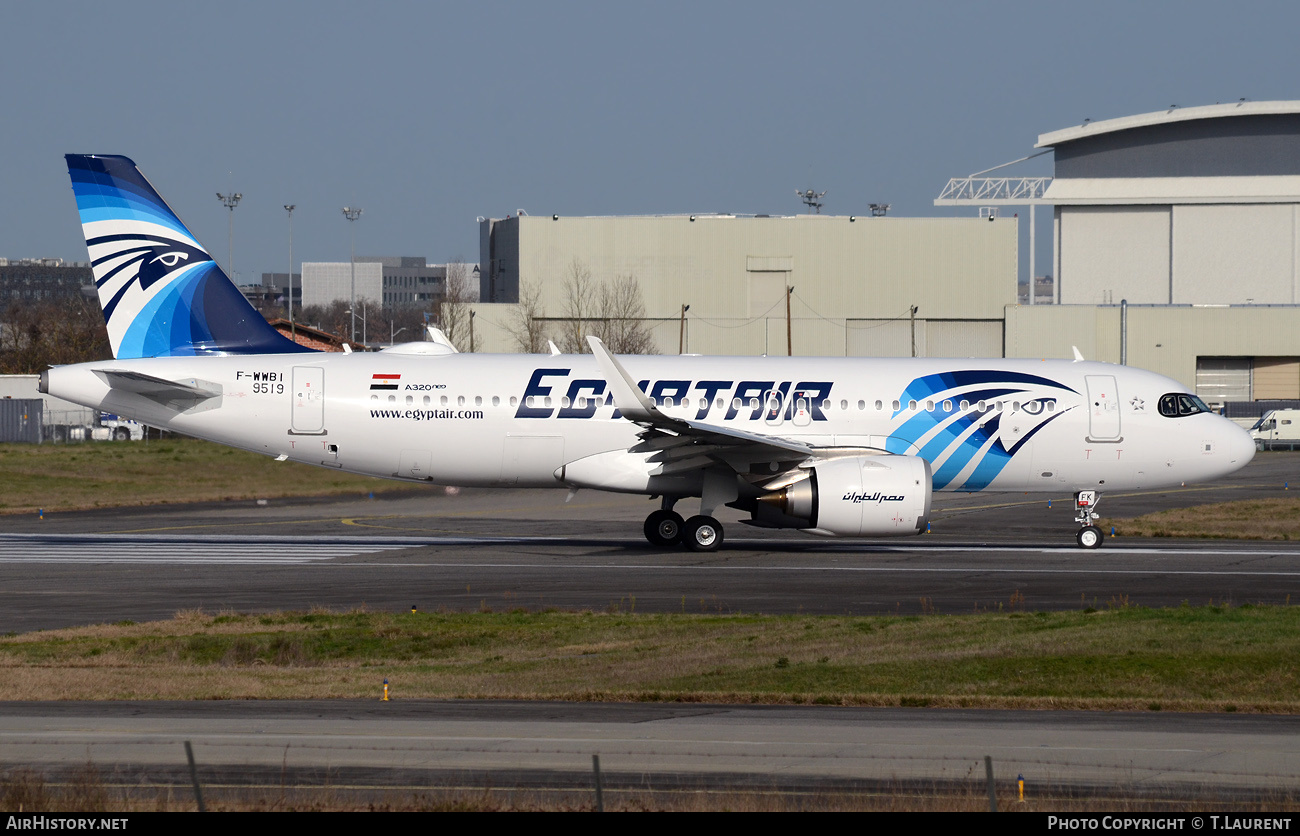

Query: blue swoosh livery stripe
[887,371,1077,492]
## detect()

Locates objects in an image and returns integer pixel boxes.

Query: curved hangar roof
[1036,101,1300,179]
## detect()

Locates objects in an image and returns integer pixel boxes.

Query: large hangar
[1043,101,1300,306]
[472,212,1016,357]
[1019,101,1300,403]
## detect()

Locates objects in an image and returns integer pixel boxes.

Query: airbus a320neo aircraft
[43,155,1255,550]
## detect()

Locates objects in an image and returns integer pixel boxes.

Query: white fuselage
[44,352,1255,495]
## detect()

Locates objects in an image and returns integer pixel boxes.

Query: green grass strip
[0,440,390,514]
[3,604,1296,711]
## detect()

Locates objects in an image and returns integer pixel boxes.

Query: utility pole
[910,305,919,357]
[678,304,690,354]
[342,206,363,342]
[216,191,242,278]
[284,204,296,342]
[469,310,476,353]
[786,286,794,357]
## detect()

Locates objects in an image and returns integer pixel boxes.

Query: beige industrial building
[464,101,1300,408]
[471,213,1016,357]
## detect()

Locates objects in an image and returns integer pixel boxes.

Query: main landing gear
[1074,490,1104,549]
[643,499,725,552]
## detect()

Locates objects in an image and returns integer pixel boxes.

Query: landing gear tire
[1077,526,1103,549]
[112,427,130,441]
[644,510,684,547]
[683,515,723,552]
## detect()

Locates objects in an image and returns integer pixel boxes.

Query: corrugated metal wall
[1250,357,1300,399]
[520,215,1017,323]
[1006,305,1300,391]
[467,213,1016,356]
[0,399,42,443]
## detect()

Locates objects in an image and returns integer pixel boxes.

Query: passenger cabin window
[1159,393,1211,418]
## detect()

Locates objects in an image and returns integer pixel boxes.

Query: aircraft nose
[1222,420,1256,470]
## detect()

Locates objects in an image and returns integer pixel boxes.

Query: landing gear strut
[1074,490,1103,549]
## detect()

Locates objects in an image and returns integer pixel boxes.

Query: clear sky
[3,1,1297,286]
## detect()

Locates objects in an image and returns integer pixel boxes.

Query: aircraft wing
[587,336,814,476]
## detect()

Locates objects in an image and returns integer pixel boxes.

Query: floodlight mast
[342,206,363,342]
[284,205,296,341]
[216,191,242,277]
[796,188,826,214]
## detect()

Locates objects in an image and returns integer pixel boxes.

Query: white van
[1249,409,1300,447]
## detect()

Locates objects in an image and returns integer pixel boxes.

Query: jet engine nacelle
[755,455,931,536]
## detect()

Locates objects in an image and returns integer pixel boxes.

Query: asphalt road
[2,701,1296,797]
[0,453,1297,631]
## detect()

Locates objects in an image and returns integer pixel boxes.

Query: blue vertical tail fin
[65,154,313,359]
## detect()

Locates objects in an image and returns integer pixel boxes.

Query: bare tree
[0,297,112,373]
[557,258,598,354]
[296,300,354,345]
[597,273,658,355]
[439,259,474,350]
[504,280,550,353]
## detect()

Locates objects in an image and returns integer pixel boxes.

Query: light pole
[216,191,242,278]
[391,325,406,344]
[346,301,367,346]
[342,206,363,342]
[284,204,296,341]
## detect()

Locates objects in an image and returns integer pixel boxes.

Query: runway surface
[0,453,1298,631]
[2,701,1296,796]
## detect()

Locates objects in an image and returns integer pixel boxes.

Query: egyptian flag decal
[371,374,400,391]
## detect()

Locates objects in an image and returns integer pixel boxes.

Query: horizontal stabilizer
[93,369,222,404]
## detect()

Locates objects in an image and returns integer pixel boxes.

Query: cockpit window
[1158,393,1212,418]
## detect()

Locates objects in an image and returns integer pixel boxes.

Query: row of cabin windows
[367,392,1056,415]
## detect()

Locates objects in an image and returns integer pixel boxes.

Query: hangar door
[1195,358,1251,406]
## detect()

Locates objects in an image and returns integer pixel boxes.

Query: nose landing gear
[1074,490,1104,548]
